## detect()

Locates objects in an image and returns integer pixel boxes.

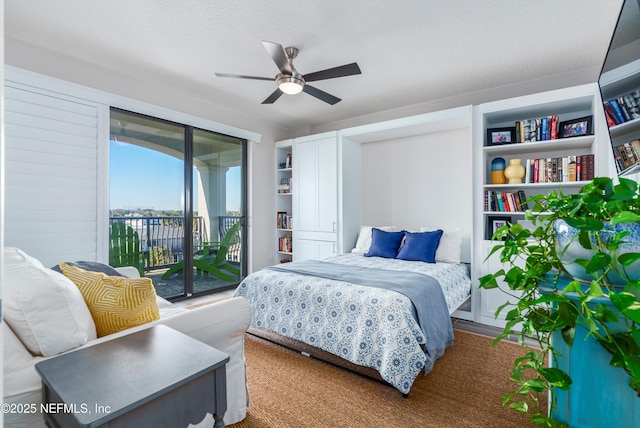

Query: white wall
[360,128,472,260]
[306,67,601,138]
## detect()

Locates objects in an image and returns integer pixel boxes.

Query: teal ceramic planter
[541,275,640,427]
[554,219,640,285]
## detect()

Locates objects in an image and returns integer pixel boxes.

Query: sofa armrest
[155,297,251,350]
[114,266,141,278]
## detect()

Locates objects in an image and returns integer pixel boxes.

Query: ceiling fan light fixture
[277,73,305,95]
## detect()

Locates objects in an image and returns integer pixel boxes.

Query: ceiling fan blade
[215,72,274,81]
[262,89,284,104]
[303,63,361,82]
[261,40,292,74]
[302,85,341,105]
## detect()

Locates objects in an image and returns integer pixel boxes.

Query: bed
[232,227,471,394]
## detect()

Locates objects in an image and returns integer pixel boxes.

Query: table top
[35,325,229,426]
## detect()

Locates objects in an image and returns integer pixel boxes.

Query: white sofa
[2,247,252,427]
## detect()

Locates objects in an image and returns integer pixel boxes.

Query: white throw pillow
[351,225,396,254]
[2,247,97,356]
[420,226,463,263]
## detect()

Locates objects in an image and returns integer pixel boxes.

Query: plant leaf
[539,367,572,389]
[619,252,640,267]
[611,211,640,224]
[585,252,611,274]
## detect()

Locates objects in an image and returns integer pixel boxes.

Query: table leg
[213,413,225,428]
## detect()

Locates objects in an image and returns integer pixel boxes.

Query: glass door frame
[109,107,248,300]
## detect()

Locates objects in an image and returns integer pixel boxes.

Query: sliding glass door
[109,108,246,299]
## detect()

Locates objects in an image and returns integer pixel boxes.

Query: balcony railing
[109,216,241,272]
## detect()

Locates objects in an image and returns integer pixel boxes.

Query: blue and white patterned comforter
[233,253,471,393]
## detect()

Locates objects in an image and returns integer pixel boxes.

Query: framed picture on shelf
[486,127,516,146]
[559,115,593,138]
[487,215,511,240]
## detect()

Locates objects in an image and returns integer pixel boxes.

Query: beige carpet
[230,330,542,428]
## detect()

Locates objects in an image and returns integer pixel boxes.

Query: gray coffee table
[35,324,229,428]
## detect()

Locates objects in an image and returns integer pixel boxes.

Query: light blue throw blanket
[265,260,454,371]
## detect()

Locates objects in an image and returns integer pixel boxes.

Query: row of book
[613,139,640,172]
[484,190,529,212]
[276,211,293,230]
[278,177,292,194]
[278,235,292,253]
[604,89,640,126]
[515,114,558,142]
[521,154,595,183]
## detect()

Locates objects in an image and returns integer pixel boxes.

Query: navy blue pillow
[365,228,405,258]
[396,230,443,263]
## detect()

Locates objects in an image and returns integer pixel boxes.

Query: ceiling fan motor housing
[277,72,305,94]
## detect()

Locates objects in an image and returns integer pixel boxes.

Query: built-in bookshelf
[275,139,293,263]
[600,58,640,176]
[480,92,599,240]
[473,83,608,327]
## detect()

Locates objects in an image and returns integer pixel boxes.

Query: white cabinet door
[295,140,319,233]
[294,136,337,234]
[295,238,336,261]
[316,139,337,234]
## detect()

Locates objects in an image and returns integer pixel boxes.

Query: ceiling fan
[215,40,361,105]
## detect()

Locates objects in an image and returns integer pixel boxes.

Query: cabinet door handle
[333,242,337,254]
[333,221,336,232]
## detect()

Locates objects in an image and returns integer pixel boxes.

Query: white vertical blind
[4,85,101,267]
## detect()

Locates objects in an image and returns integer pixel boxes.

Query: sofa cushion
[60,263,160,337]
[2,247,97,356]
[51,261,124,277]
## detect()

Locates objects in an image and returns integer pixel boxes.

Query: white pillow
[351,225,396,254]
[420,226,463,263]
[2,247,97,356]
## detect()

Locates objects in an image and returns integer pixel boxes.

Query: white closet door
[316,139,337,234]
[294,140,318,232]
[4,84,102,267]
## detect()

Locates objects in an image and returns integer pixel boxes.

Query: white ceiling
[4,0,626,131]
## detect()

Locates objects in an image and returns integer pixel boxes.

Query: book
[623,94,640,120]
[550,158,558,183]
[567,155,577,181]
[524,159,531,184]
[517,190,528,211]
[509,193,518,212]
[604,101,622,125]
[609,99,626,124]
[618,96,632,122]
[550,114,558,140]
[496,191,505,211]
[582,154,595,180]
[631,140,640,162]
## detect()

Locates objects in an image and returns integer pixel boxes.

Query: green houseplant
[479,176,640,427]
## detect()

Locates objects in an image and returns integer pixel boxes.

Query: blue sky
[110,141,241,212]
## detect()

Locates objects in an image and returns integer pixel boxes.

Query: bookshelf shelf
[482,135,594,155]
[483,181,590,190]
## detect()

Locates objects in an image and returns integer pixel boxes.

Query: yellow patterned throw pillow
[60,263,160,337]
